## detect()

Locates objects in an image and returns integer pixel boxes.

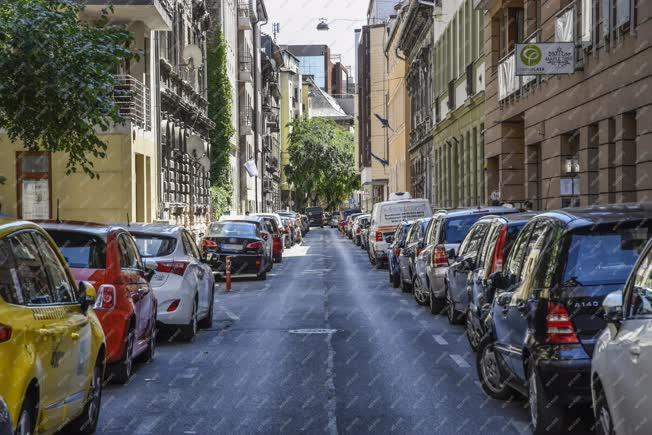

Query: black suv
[305,207,324,227]
[475,204,652,433]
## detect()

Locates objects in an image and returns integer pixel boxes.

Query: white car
[592,237,652,435]
[128,224,215,341]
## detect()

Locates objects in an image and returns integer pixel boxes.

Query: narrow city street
[97,228,531,434]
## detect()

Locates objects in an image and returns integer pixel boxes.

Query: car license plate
[221,244,242,251]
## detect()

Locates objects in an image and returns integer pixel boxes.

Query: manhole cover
[289,328,337,335]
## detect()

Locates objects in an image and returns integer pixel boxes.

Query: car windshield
[444,215,486,244]
[211,222,258,237]
[47,230,106,269]
[563,224,652,285]
[132,234,177,258]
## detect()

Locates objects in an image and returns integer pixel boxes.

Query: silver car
[592,237,652,435]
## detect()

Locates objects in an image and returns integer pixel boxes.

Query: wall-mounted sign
[515,43,576,76]
[22,179,50,219]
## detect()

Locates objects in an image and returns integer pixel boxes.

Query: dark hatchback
[388,222,412,288]
[201,219,272,280]
[453,212,538,349]
[475,204,652,434]
[305,207,324,227]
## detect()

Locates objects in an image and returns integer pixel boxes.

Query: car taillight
[156,261,189,276]
[246,241,263,250]
[93,284,116,310]
[545,303,579,344]
[432,244,448,267]
[491,225,508,273]
[167,299,180,312]
[202,239,218,250]
[394,247,401,257]
[375,231,383,242]
[0,323,12,343]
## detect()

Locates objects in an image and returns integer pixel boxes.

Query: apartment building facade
[0,1,172,224]
[477,0,652,209]
[261,34,282,212]
[397,0,434,202]
[158,0,213,234]
[431,0,486,208]
[278,49,303,209]
[207,0,241,215]
[358,23,391,210]
[385,6,411,194]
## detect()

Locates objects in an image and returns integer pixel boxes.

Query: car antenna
[56,198,62,223]
[126,213,130,227]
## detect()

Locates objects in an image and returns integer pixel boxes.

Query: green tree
[0,0,136,182]
[207,31,235,218]
[286,117,359,210]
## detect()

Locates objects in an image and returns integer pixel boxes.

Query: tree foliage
[0,0,136,179]
[207,31,235,218]
[286,117,359,210]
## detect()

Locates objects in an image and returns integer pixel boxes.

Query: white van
[368,198,432,266]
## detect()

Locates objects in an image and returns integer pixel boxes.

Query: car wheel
[198,288,214,329]
[111,328,134,384]
[446,289,463,325]
[399,274,412,293]
[392,271,400,288]
[368,250,376,266]
[258,270,267,281]
[465,310,481,352]
[15,395,35,435]
[476,336,515,400]
[66,356,103,434]
[594,380,615,435]
[413,277,429,306]
[528,358,565,434]
[179,299,198,342]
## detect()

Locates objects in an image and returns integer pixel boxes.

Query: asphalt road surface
[97,227,534,434]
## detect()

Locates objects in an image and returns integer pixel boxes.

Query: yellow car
[0,220,106,434]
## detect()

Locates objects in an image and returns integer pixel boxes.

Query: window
[32,233,76,303]
[459,223,488,261]
[513,221,554,300]
[478,223,500,270]
[17,152,51,220]
[504,221,535,282]
[0,239,20,305]
[10,233,53,305]
[118,234,142,270]
[629,248,652,317]
[444,214,486,244]
[47,230,106,269]
[133,234,177,258]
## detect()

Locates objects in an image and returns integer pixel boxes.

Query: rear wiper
[561,276,583,287]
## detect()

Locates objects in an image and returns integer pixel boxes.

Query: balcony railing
[114,75,151,130]
[239,105,253,135]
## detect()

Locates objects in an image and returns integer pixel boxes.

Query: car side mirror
[463,257,475,270]
[78,281,96,314]
[143,258,157,282]
[603,290,623,326]
[447,248,457,260]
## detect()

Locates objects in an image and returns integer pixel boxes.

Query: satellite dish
[198,155,211,171]
[182,44,202,66]
[187,134,206,157]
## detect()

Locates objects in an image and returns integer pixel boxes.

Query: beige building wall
[385,16,410,195]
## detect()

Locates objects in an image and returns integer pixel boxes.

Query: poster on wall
[22,179,50,219]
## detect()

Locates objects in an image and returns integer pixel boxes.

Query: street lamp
[316,17,366,31]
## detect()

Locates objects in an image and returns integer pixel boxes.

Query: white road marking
[289,328,337,335]
[450,354,470,368]
[432,335,448,345]
[223,309,240,321]
[134,416,161,434]
[324,329,338,435]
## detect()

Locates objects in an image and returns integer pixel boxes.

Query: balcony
[239,51,253,83]
[83,0,172,31]
[239,106,253,136]
[114,75,151,130]
[238,1,252,30]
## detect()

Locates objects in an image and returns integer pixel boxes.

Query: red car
[43,222,158,384]
[252,214,285,263]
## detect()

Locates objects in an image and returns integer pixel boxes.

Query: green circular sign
[520,44,542,66]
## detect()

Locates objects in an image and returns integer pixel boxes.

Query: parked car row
[0,217,216,435]
[344,200,652,434]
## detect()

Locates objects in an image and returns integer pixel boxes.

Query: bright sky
[261,0,369,76]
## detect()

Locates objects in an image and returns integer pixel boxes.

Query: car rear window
[444,215,486,244]
[211,222,258,238]
[132,234,177,258]
[563,224,652,285]
[306,208,323,214]
[47,230,106,269]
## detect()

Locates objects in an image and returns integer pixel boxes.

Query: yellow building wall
[0,129,157,224]
[386,29,410,194]
[280,71,292,191]
[369,26,390,183]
